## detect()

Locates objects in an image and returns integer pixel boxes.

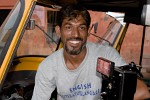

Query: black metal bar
[139,26,146,66]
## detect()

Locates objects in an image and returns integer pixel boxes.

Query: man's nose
[71,27,80,37]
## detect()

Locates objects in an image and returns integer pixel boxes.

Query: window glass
[0,1,20,57]
[17,5,59,56]
[120,24,143,64]
[88,11,123,46]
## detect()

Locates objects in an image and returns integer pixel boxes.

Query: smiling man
[32,4,150,100]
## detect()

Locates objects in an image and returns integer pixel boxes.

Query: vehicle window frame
[0,0,24,66]
[0,0,25,90]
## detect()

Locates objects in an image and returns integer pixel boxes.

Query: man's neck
[63,48,87,70]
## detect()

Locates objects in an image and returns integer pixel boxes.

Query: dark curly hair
[57,4,91,29]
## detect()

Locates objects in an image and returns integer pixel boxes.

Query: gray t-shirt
[32,42,126,100]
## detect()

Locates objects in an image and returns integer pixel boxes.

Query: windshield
[17,5,59,56]
[87,11,124,46]
[0,1,20,57]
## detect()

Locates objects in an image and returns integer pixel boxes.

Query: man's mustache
[67,37,83,41]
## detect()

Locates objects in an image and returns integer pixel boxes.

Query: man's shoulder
[37,48,63,71]
[86,42,117,57]
[41,49,63,64]
[87,42,112,49]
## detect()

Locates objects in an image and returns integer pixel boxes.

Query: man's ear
[55,25,61,37]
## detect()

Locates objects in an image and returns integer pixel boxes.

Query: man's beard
[64,38,86,55]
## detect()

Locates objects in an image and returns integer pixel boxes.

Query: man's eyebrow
[80,21,88,26]
[63,22,71,26]
[80,23,87,26]
[63,22,87,25]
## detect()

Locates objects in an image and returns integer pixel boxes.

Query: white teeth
[70,40,80,44]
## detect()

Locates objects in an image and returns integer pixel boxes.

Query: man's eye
[80,26,87,30]
[65,26,71,30]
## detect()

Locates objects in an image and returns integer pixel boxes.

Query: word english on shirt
[61,83,100,98]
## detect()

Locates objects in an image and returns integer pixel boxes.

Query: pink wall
[0,0,17,9]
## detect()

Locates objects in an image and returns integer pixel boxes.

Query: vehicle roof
[36,0,146,25]
[37,0,146,12]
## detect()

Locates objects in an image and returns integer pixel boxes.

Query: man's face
[60,15,89,55]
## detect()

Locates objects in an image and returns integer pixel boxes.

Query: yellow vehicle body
[9,56,45,72]
[0,0,34,84]
[0,0,60,99]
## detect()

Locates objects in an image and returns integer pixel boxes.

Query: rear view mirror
[26,19,35,30]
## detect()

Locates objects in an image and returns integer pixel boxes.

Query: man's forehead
[63,15,86,24]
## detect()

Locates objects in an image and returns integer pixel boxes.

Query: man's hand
[134,79,150,100]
